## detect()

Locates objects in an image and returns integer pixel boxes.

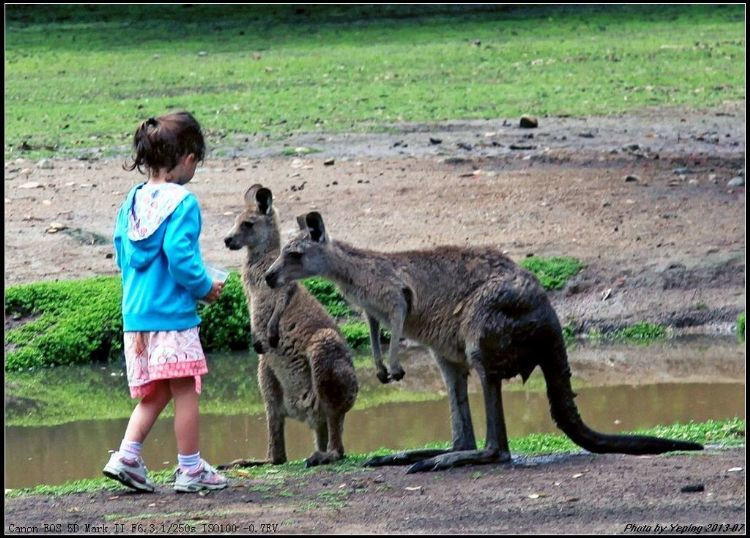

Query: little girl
[104,111,227,493]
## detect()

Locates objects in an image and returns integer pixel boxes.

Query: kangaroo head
[265,211,330,288]
[224,184,278,252]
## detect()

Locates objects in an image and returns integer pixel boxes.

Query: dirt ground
[4,448,746,534]
[4,105,745,334]
[3,105,746,532]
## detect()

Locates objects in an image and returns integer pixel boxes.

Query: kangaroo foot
[406,449,511,474]
[216,458,270,471]
[304,451,344,468]
[363,448,453,467]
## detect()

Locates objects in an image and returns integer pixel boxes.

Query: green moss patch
[4,274,367,371]
[520,256,583,291]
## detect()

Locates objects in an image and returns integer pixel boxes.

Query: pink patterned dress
[124,327,208,399]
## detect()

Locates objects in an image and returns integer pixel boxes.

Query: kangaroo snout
[265,270,280,288]
[224,236,241,250]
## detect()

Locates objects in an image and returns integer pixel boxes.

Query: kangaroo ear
[244,184,263,207]
[305,211,328,243]
[255,187,273,215]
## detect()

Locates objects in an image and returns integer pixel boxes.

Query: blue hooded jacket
[113,183,213,332]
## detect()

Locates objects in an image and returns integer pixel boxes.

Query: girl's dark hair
[124,111,206,175]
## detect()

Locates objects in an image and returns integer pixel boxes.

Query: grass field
[5,4,745,159]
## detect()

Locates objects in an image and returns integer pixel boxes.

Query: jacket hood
[119,183,191,269]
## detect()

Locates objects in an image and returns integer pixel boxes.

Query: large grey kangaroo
[264,212,703,473]
[222,187,358,468]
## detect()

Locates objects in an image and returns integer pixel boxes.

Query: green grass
[521,256,583,291]
[737,312,745,341]
[3,274,366,371]
[613,321,667,344]
[6,417,744,498]
[5,4,744,159]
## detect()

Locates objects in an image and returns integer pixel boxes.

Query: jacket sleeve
[162,195,214,300]
[113,205,124,270]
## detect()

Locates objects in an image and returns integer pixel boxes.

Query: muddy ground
[3,106,746,532]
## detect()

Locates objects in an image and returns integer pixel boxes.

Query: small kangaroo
[264,212,703,473]
[222,187,358,468]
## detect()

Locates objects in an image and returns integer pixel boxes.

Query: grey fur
[265,212,703,473]
[221,188,358,469]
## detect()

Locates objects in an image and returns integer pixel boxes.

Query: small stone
[42,200,52,205]
[625,175,639,182]
[37,159,53,169]
[19,181,42,189]
[680,484,704,493]
[520,115,538,128]
[673,167,692,175]
[429,137,443,145]
[727,176,744,187]
[323,158,335,166]
[198,51,208,57]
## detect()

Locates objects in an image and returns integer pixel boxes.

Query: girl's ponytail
[123,112,204,176]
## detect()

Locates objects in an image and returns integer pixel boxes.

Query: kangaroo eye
[242,221,254,229]
[288,251,303,260]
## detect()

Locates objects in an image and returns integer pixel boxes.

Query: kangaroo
[264,212,703,473]
[221,187,358,468]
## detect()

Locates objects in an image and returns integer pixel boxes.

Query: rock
[323,158,335,166]
[19,181,43,189]
[457,142,473,151]
[429,137,443,145]
[673,167,692,175]
[727,176,745,187]
[680,484,705,493]
[37,159,53,169]
[47,222,67,233]
[509,144,536,150]
[519,115,538,128]
[625,175,639,182]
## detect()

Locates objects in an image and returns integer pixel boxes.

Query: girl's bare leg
[123,380,173,443]
[170,377,200,455]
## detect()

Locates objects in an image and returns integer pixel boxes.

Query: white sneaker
[102,451,155,493]
[173,460,228,493]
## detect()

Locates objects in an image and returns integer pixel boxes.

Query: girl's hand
[202,280,225,303]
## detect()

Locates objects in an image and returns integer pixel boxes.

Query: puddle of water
[4,337,745,489]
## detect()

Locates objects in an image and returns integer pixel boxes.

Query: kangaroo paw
[390,365,406,381]
[304,451,344,468]
[376,369,391,384]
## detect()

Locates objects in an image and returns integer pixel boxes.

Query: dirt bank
[4,106,745,334]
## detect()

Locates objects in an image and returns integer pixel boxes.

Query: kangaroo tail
[539,339,703,455]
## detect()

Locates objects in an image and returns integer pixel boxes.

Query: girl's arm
[162,195,213,300]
